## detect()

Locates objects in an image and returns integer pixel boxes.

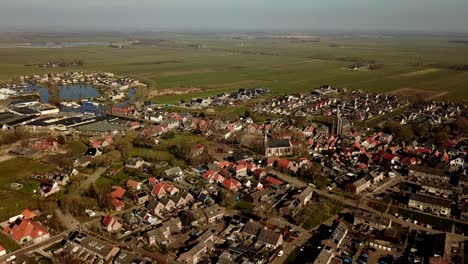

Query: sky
[0,0,467,33]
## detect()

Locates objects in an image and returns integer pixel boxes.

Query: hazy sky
[1,0,467,32]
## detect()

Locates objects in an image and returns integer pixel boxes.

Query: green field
[0,157,56,221]
[0,232,20,252]
[0,33,467,103]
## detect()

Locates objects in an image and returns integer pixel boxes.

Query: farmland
[0,33,467,103]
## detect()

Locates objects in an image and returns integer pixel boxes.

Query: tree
[434,131,449,144]
[57,135,66,145]
[298,162,322,181]
[115,138,132,158]
[219,189,235,207]
[242,110,251,119]
[453,117,468,135]
[398,125,415,143]
[86,184,112,210]
[411,123,428,137]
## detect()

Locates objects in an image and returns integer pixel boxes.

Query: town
[0,71,466,264]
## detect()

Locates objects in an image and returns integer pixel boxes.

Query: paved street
[0,233,67,263]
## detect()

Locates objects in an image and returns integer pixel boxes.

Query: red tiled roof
[112,199,124,209]
[21,209,37,220]
[277,159,291,169]
[215,161,231,169]
[149,177,158,184]
[4,218,48,242]
[110,186,126,200]
[152,182,165,195]
[222,178,240,190]
[89,139,102,148]
[101,215,114,227]
[152,182,174,195]
[382,153,396,161]
[264,176,284,186]
[126,180,141,189]
[236,164,247,171]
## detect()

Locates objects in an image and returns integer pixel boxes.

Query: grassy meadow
[0,33,467,103]
[0,157,56,221]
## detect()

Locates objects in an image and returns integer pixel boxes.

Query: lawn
[0,157,55,221]
[0,231,21,252]
[158,133,208,147]
[232,200,254,211]
[66,140,88,155]
[300,197,342,230]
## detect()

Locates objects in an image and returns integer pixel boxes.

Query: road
[312,187,465,236]
[366,175,401,197]
[266,168,467,237]
[0,233,67,263]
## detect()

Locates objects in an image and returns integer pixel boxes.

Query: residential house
[101,215,122,233]
[353,210,392,229]
[39,181,60,197]
[177,231,214,264]
[408,193,452,216]
[111,186,126,211]
[294,186,314,206]
[4,218,49,244]
[191,144,204,157]
[85,147,102,157]
[203,204,223,223]
[242,221,264,238]
[346,177,370,194]
[257,229,283,249]
[235,164,248,177]
[74,156,92,167]
[125,157,146,169]
[134,191,149,205]
[126,179,143,190]
[152,182,179,198]
[313,222,348,264]
[31,138,58,152]
[164,166,184,182]
[222,178,241,191]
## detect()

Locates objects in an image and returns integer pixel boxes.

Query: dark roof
[11,107,39,115]
[257,229,281,246]
[267,139,291,148]
[242,221,263,237]
[85,148,98,156]
[409,193,452,208]
[0,115,37,126]
[0,112,17,122]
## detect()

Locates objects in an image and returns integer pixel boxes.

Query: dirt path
[55,208,79,230]
[77,167,107,192]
